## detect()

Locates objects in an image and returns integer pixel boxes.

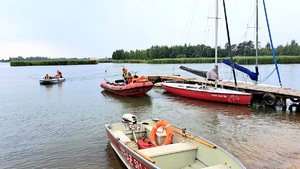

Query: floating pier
[146,75,300,112]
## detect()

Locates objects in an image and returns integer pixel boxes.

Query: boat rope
[181,0,198,44]
[169,67,176,75]
[104,65,125,82]
[225,67,277,85]
[201,0,214,46]
[257,68,276,84]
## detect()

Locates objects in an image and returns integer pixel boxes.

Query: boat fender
[290,97,300,103]
[263,93,277,106]
[288,103,300,112]
[150,120,172,146]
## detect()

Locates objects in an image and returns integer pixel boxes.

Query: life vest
[131,76,147,83]
[123,72,131,80]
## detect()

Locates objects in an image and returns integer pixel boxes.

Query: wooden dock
[146,75,300,112]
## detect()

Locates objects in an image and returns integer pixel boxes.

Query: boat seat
[139,142,197,157]
[144,125,166,136]
[112,130,131,144]
[144,125,153,132]
[144,125,167,146]
[202,164,227,169]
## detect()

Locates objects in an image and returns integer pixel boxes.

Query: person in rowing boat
[206,65,219,81]
[45,74,52,80]
[122,67,132,84]
[55,70,63,78]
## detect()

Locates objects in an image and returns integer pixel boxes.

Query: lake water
[1,62,300,169]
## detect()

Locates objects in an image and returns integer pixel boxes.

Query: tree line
[112,40,300,60]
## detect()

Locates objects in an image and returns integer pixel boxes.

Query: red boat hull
[162,83,252,105]
[105,128,155,169]
[100,81,153,96]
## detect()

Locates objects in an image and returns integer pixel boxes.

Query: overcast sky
[0,0,299,60]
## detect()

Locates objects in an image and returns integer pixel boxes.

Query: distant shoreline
[98,55,300,64]
[9,60,98,66]
[4,55,300,66]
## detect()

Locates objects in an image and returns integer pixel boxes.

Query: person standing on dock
[206,65,219,81]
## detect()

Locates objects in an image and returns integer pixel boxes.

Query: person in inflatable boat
[122,67,131,84]
[55,70,63,78]
[45,74,52,80]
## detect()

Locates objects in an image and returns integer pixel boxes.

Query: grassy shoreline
[8,55,300,66]
[99,55,300,64]
[10,60,98,66]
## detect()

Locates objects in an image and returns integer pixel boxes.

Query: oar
[173,128,216,148]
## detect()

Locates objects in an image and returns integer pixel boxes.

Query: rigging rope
[257,68,276,84]
[181,0,198,44]
[201,0,214,46]
[104,65,125,82]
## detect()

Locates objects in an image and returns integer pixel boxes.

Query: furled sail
[179,66,207,78]
[221,59,259,81]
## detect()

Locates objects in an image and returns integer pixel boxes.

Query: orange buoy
[150,120,172,146]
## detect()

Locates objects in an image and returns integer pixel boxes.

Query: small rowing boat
[39,77,65,85]
[105,113,246,169]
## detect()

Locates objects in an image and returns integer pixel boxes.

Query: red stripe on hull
[105,128,152,169]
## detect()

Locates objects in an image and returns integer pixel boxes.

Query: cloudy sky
[0,0,299,60]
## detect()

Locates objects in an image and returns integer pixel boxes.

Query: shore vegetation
[3,39,300,65]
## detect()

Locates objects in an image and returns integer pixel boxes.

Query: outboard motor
[122,113,138,131]
[122,113,137,124]
[122,114,139,142]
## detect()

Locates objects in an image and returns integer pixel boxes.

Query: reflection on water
[39,82,64,91]
[101,90,153,115]
[163,91,252,116]
[2,63,300,169]
[104,142,126,169]
[159,89,300,169]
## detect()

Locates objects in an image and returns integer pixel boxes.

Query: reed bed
[10,60,97,66]
[145,56,300,64]
[147,58,215,64]
[9,56,300,66]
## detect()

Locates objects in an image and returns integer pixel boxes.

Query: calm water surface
[1,63,300,169]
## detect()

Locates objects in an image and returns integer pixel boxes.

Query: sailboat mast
[255,0,258,66]
[254,0,259,85]
[214,0,219,65]
[222,0,237,87]
[262,0,282,87]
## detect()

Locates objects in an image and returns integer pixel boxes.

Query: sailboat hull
[162,83,252,105]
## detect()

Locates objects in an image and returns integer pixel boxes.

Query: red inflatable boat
[100,77,153,96]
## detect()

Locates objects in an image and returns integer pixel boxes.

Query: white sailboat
[162,0,252,105]
[221,0,282,87]
[220,0,286,107]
